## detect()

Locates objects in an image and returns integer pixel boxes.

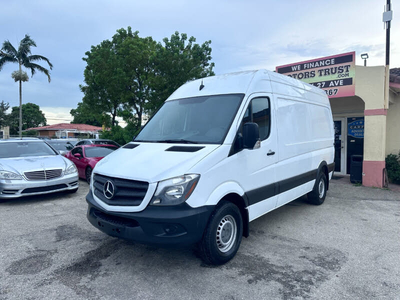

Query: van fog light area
[150,174,200,206]
[164,224,178,234]
[162,224,186,236]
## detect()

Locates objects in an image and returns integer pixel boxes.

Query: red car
[65,144,118,183]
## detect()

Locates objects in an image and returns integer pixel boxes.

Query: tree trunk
[112,112,116,127]
[138,109,142,127]
[19,63,22,138]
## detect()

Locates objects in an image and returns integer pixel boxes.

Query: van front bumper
[86,190,214,247]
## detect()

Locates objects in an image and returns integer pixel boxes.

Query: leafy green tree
[100,125,126,145]
[8,103,46,135]
[80,27,215,135]
[148,32,215,113]
[100,122,140,145]
[80,39,126,127]
[112,28,157,126]
[0,100,9,128]
[0,34,53,137]
[70,102,111,127]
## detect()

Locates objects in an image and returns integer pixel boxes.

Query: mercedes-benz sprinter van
[86,70,335,265]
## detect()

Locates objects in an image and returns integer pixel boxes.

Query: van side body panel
[188,70,333,222]
[271,76,334,209]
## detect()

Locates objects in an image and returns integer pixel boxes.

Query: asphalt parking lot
[0,179,399,300]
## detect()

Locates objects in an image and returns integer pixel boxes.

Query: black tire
[307,172,327,205]
[85,167,93,184]
[198,201,243,265]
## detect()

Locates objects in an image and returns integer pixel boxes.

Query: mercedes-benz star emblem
[103,181,115,199]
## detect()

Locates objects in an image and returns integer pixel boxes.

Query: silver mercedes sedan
[0,139,79,200]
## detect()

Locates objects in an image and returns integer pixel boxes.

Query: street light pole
[361,53,369,66]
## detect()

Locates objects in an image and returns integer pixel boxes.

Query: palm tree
[0,34,53,137]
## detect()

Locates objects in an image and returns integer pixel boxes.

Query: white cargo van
[86,70,334,265]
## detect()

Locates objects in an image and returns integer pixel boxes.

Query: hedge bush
[386,152,400,184]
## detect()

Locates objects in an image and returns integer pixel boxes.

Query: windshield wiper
[156,139,199,144]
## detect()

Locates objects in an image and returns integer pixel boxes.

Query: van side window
[241,97,271,141]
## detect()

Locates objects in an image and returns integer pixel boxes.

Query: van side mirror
[243,122,260,149]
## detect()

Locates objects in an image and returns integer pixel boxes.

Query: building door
[334,118,346,174]
[347,117,364,174]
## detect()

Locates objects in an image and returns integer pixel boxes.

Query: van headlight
[150,174,200,206]
[65,164,78,175]
[0,171,22,180]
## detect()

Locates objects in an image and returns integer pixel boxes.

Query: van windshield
[135,94,244,144]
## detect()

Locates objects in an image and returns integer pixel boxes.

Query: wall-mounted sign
[276,52,355,98]
[348,119,364,138]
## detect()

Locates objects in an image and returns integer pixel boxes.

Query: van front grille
[93,174,149,206]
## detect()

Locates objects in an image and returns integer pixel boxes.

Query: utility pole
[383,0,392,109]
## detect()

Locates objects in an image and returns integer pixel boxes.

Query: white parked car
[86,70,334,265]
[0,139,79,200]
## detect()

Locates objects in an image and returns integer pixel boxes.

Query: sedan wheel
[86,167,93,184]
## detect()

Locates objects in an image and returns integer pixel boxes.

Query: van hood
[93,143,220,183]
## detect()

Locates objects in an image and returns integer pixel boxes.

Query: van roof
[167,69,327,102]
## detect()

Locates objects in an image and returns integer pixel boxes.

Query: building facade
[25,123,103,139]
[0,126,10,139]
[277,52,400,188]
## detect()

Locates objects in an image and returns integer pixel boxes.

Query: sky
[0,0,399,125]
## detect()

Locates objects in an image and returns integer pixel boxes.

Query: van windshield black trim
[135,94,245,145]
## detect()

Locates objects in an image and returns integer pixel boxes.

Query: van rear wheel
[307,172,327,205]
[198,201,243,265]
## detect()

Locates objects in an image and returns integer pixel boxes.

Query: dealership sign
[276,52,355,98]
[348,119,364,138]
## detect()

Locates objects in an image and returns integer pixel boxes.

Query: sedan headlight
[65,164,78,175]
[150,174,200,206]
[0,170,22,180]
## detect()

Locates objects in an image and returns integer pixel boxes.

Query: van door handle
[267,150,275,156]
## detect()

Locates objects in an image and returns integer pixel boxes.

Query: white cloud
[41,107,73,125]
[41,106,128,127]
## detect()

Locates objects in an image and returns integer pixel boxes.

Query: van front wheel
[307,172,327,205]
[198,201,243,265]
